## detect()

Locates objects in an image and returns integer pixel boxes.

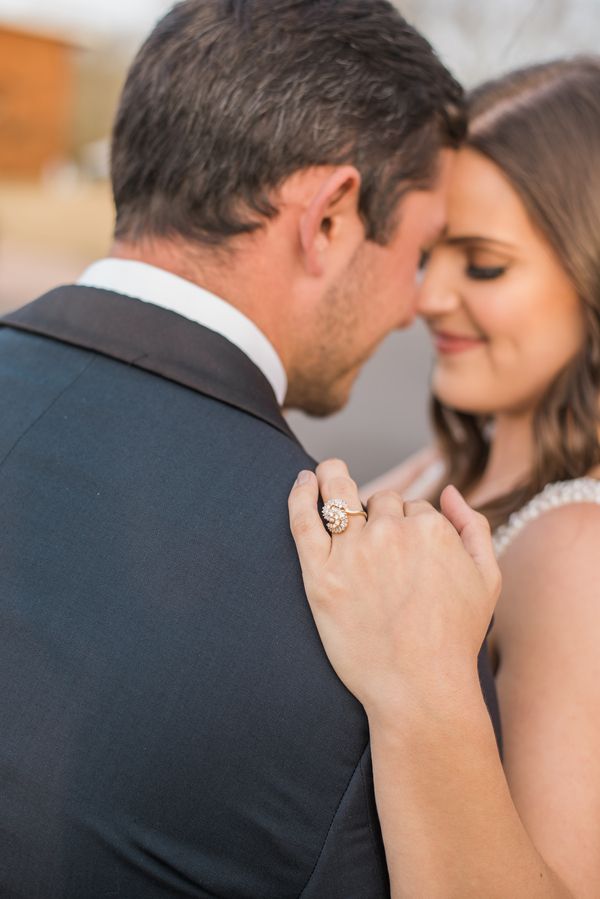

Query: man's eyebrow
[428,223,447,245]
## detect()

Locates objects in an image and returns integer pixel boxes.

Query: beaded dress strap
[493,477,600,558]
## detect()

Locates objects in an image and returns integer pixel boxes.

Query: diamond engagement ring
[322,498,368,534]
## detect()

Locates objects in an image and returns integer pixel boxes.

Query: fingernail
[296,470,313,486]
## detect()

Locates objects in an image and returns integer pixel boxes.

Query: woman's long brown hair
[431,57,600,529]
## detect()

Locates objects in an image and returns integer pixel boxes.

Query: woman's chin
[432,379,497,417]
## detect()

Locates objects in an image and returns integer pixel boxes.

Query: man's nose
[398,280,420,328]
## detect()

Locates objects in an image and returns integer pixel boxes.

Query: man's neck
[110,238,231,304]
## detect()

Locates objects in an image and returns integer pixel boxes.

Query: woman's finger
[366,489,405,522]
[316,459,367,537]
[440,485,501,597]
[403,499,436,517]
[288,470,331,573]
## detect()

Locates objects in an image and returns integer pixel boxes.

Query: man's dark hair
[111,0,464,247]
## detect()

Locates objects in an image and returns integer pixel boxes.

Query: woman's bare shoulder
[495,497,600,649]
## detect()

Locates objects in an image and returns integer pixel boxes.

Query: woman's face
[417,147,584,416]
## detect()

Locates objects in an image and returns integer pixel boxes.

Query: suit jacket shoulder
[0,287,391,899]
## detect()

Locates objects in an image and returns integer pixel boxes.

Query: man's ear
[299,166,362,277]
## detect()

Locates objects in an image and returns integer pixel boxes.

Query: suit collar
[77,259,288,405]
[1,285,299,444]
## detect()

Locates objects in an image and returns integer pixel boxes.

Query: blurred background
[0,0,598,481]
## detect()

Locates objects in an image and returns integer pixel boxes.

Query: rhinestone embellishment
[322,498,350,534]
[493,477,600,558]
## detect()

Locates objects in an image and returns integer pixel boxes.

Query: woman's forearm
[367,676,572,899]
[288,465,579,896]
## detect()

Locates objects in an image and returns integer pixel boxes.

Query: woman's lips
[432,331,487,355]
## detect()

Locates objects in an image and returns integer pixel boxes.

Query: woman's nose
[416,268,461,318]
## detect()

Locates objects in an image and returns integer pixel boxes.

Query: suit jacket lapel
[1,285,300,444]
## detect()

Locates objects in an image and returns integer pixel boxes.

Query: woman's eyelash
[466,264,506,280]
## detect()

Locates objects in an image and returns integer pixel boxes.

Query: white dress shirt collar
[77,258,288,406]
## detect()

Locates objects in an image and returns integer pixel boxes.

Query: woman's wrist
[363,660,486,740]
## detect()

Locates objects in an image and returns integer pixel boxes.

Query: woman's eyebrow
[443,234,516,249]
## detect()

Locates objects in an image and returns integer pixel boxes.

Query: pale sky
[0,0,173,36]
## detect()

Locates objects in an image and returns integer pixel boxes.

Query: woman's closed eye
[466,262,507,280]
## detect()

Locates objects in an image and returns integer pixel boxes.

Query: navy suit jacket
[0,286,501,898]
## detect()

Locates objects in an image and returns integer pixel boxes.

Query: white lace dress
[492,477,600,558]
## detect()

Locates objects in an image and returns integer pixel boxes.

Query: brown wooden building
[0,23,75,179]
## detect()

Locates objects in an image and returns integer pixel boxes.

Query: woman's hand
[289,458,501,720]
